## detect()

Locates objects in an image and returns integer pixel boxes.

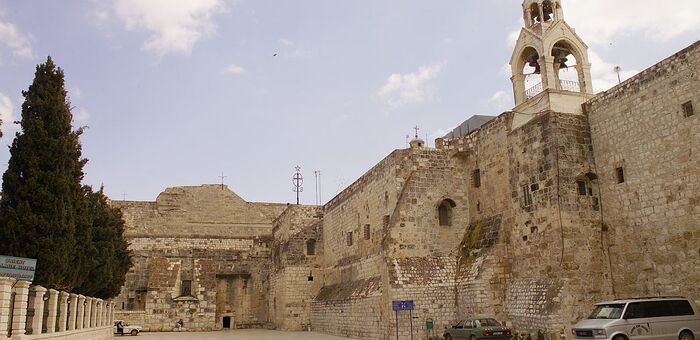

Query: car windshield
[588,304,625,319]
[478,319,502,327]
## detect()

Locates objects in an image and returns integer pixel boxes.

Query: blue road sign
[392,300,415,311]
[0,255,37,281]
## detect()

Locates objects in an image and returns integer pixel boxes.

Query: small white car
[114,320,142,336]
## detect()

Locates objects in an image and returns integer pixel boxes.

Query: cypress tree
[76,186,132,299]
[0,56,88,291]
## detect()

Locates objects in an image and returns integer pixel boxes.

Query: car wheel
[613,335,627,340]
[445,334,453,340]
[471,335,476,340]
[679,331,694,340]
[130,329,139,336]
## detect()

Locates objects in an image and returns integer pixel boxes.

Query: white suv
[572,297,699,340]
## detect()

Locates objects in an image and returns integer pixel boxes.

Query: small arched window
[306,239,316,256]
[438,199,456,226]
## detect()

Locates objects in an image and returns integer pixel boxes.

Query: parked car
[444,318,513,340]
[572,297,700,340]
[113,320,142,336]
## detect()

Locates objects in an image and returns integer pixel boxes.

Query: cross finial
[413,125,420,139]
[218,172,227,190]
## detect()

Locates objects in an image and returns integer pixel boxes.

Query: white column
[108,302,114,324]
[29,285,47,334]
[10,280,31,338]
[46,289,58,333]
[58,291,69,332]
[76,295,85,330]
[83,297,95,328]
[95,299,102,327]
[0,277,16,337]
[67,293,77,331]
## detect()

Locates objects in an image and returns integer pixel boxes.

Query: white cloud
[278,38,294,47]
[224,63,245,75]
[275,38,313,58]
[113,0,225,56]
[486,90,512,111]
[0,93,19,139]
[0,19,33,59]
[588,50,638,93]
[73,107,90,125]
[70,87,82,99]
[565,0,700,44]
[378,63,444,108]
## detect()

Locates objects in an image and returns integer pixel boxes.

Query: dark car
[444,318,513,340]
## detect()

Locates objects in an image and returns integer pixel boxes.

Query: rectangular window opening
[383,215,390,227]
[346,231,353,246]
[363,224,371,240]
[682,101,694,117]
[180,280,192,297]
[615,167,625,184]
[577,180,587,196]
[472,169,481,188]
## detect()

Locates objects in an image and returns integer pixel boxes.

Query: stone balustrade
[0,277,113,339]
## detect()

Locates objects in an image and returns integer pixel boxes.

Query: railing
[0,277,114,339]
[559,79,581,92]
[525,82,544,99]
[525,80,581,99]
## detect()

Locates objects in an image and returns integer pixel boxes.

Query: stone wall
[586,41,700,301]
[438,109,612,335]
[113,185,286,331]
[269,205,324,331]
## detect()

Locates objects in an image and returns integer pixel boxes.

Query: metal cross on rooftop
[413,125,420,139]
[292,166,304,205]
[218,172,227,190]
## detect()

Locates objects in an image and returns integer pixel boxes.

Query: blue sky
[0,0,698,204]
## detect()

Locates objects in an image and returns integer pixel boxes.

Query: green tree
[76,187,132,299]
[0,56,88,290]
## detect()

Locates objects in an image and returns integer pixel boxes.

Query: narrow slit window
[363,224,371,240]
[522,185,532,207]
[615,167,625,184]
[472,169,481,188]
[682,101,694,117]
[346,231,353,246]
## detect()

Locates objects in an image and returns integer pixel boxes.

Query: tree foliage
[75,187,132,298]
[0,57,131,298]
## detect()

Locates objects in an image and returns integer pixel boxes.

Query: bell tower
[509,0,594,115]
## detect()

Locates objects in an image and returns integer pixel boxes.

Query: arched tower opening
[551,41,584,92]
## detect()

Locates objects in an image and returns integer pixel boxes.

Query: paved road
[118,329,355,339]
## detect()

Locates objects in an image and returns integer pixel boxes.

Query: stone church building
[113,1,699,338]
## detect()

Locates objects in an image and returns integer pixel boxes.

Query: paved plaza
[118,330,354,339]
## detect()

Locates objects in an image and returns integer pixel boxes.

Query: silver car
[572,297,699,340]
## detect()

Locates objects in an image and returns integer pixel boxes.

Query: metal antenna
[122,192,127,201]
[292,166,304,205]
[614,66,622,84]
[218,172,227,190]
[314,170,322,205]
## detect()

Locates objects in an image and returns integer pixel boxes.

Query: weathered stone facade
[112,4,699,338]
[112,185,286,331]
